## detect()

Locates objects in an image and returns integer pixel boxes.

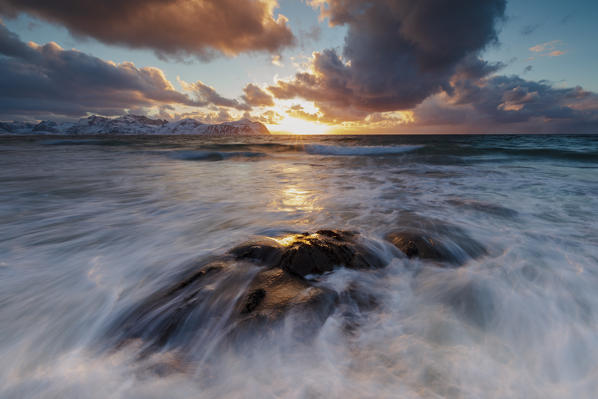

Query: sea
[1,134,597,398]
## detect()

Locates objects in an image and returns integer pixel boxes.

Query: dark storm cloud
[266,0,598,132]
[241,83,275,107]
[0,23,252,119]
[269,0,507,122]
[453,75,598,124]
[0,0,294,59]
[412,75,598,133]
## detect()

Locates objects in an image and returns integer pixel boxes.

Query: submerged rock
[445,280,496,329]
[386,232,445,260]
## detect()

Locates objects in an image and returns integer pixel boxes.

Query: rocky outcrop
[107,226,488,361]
[109,230,383,356]
[232,230,385,277]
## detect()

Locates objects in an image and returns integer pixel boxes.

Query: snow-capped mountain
[0,115,270,136]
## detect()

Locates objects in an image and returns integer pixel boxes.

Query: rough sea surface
[1,134,597,399]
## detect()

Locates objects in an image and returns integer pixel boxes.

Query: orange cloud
[529,40,566,57]
[0,0,295,59]
[548,50,566,57]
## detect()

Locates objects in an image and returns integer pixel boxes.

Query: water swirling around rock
[1,134,598,398]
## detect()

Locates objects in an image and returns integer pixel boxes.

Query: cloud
[242,83,275,106]
[271,54,283,66]
[0,22,253,119]
[270,0,507,122]
[159,107,240,124]
[265,0,598,133]
[548,50,565,57]
[0,0,295,59]
[179,79,251,110]
[286,104,320,122]
[253,109,284,125]
[529,40,566,57]
[411,74,598,133]
[529,41,559,53]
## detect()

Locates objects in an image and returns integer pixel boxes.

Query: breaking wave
[304,144,424,156]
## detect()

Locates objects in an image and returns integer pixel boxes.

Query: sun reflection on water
[271,186,322,213]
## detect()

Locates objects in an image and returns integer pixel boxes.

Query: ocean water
[1,134,598,398]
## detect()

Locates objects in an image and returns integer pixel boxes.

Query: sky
[0,0,597,134]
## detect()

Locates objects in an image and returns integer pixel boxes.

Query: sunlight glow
[269,116,331,135]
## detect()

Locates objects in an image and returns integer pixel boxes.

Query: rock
[233,230,385,277]
[234,268,338,339]
[386,228,486,266]
[109,229,380,355]
[386,232,445,260]
[108,260,229,353]
[241,288,266,314]
[230,238,284,265]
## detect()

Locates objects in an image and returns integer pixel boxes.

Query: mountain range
[0,115,270,136]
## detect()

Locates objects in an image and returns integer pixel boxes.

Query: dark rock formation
[232,268,339,341]
[233,230,385,277]
[108,229,382,356]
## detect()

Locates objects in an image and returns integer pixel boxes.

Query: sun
[269,116,331,135]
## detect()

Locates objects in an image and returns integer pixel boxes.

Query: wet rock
[108,260,233,352]
[230,239,284,265]
[241,288,266,314]
[234,268,338,339]
[386,232,445,260]
[386,228,486,266]
[236,230,385,277]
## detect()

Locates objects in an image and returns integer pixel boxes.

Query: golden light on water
[280,187,318,211]
[268,183,322,214]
